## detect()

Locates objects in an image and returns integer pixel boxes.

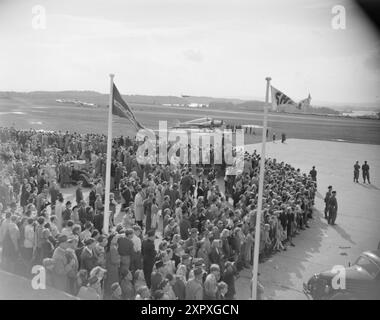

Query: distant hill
[0,90,348,116]
[0,91,244,108]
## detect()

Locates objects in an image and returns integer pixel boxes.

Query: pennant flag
[297,93,311,109]
[271,86,296,110]
[112,83,144,130]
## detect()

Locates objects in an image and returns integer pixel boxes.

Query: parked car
[303,250,380,300]
[69,160,93,188]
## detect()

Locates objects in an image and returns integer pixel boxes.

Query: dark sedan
[303,250,380,300]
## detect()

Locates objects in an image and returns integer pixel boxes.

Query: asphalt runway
[1,99,380,145]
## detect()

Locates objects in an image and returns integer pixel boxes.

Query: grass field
[1,96,380,145]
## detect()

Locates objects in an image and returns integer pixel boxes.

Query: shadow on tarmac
[357,183,380,191]
[332,224,357,245]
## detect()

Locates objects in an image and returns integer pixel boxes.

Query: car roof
[362,250,380,266]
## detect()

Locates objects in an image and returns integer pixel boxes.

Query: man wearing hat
[51,234,76,292]
[188,258,207,282]
[142,229,157,288]
[151,260,165,292]
[309,166,317,184]
[184,228,199,252]
[328,191,338,225]
[118,228,135,272]
[324,186,333,219]
[62,201,72,223]
[185,267,204,300]
[80,238,99,273]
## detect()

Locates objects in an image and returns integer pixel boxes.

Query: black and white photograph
[0,0,379,307]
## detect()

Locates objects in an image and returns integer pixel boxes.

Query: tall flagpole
[251,76,271,300]
[103,73,114,234]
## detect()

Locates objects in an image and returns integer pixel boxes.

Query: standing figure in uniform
[353,161,360,183]
[281,133,286,143]
[362,161,370,184]
[328,191,338,226]
[309,166,317,185]
[324,186,332,220]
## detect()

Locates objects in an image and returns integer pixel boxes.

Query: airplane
[172,117,225,129]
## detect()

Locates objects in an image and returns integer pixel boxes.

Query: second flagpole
[251,76,271,300]
[103,73,114,235]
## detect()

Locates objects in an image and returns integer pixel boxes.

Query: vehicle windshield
[354,255,380,278]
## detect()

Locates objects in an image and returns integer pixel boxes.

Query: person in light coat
[134,187,144,229]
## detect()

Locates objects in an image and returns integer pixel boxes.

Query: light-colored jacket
[204,273,217,299]
[24,224,35,248]
[134,193,144,221]
[52,246,74,292]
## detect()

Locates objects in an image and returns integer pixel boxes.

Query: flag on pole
[297,93,312,109]
[112,83,145,130]
[271,86,296,111]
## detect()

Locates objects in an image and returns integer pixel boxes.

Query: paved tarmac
[235,139,380,299]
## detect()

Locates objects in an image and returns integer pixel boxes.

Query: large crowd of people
[0,126,316,300]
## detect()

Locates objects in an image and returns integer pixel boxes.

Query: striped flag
[112,83,144,130]
[271,86,296,111]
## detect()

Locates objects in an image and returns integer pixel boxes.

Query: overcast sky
[0,0,379,104]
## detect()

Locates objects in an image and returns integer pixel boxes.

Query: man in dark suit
[62,201,72,223]
[76,181,83,205]
[185,267,204,300]
[179,212,192,240]
[142,229,157,288]
[118,228,135,272]
[362,161,370,184]
[180,171,193,197]
[80,238,98,273]
[324,186,332,219]
[309,166,317,185]
[78,200,87,225]
[353,161,360,183]
[121,182,133,209]
[89,185,97,209]
[151,260,165,292]
[328,191,338,225]
[93,210,103,233]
